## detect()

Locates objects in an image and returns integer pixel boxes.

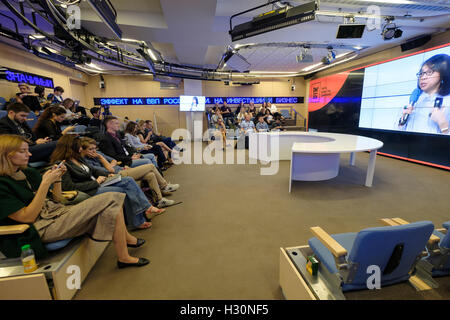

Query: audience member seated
[144,119,179,151]
[220,101,234,127]
[211,108,223,128]
[61,98,90,127]
[16,83,41,115]
[0,134,149,268]
[99,116,159,169]
[236,108,246,124]
[47,86,64,104]
[256,115,270,132]
[34,85,50,110]
[89,107,103,128]
[137,121,175,160]
[268,102,282,119]
[124,121,168,169]
[80,137,179,208]
[235,102,245,116]
[247,101,257,119]
[33,105,75,140]
[270,118,286,131]
[265,108,274,125]
[0,103,57,163]
[239,113,256,149]
[50,135,163,229]
[255,106,269,125]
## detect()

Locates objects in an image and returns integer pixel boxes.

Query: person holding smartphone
[399,53,450,134]
[0,134,150,268]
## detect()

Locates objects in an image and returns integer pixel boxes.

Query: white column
[184,79,203,142]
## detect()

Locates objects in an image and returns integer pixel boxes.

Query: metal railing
[292,107,307,130]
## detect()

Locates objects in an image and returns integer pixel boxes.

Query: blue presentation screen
[359,45,450,136]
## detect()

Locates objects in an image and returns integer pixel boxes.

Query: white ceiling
[1,0,449,74]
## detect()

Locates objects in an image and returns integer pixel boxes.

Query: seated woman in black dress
[0,134,149,268]
[33,105,75,140]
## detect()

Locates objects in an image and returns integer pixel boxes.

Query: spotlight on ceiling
[296,46,313,63]
[382,21,403,40]
[218,46,251,72]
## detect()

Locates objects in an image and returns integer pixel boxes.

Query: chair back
[280,109,291,119]
[346,221,434,289]
[26,111,38,129]
[0,97,6,110]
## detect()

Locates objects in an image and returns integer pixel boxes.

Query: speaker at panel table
[180,95,206,112]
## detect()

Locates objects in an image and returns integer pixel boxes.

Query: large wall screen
[359,46,450,135]
[308,43,450,169]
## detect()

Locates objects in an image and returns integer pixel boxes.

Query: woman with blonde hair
[0,134,149,268]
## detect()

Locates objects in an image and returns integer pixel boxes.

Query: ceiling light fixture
[147,48,158,61]
[382,20,403,40]
[86,62,103,70]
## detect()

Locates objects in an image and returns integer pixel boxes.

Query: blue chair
[0,225,73,259]
[381,218,449,279]
[26,111,38,130]
[0,110,7,119]
[0,97,6,110]
[421,222,450,277]
[308,221,434,292]
[280,109,291,119]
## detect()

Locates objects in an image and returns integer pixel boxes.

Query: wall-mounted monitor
[179,95,205,111]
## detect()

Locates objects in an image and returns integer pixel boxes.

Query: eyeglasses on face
[416,70,435,78]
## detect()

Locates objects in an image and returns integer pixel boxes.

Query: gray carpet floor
[74,146,450,300]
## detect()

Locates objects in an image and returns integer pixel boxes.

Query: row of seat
[307,218,449,293]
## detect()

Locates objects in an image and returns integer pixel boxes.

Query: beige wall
[0,41,89,105]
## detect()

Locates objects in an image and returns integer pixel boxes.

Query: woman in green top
[0,134,149,268]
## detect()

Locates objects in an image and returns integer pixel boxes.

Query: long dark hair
[50,134,82,163]
[417,53,450,96]
[124,121,138,135]
[33,105,66,133]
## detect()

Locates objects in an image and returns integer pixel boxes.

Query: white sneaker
[163,183,179,192]
[157,197,176,208]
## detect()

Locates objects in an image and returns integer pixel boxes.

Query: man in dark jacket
[99,116,162,169]
[0,102,56,162]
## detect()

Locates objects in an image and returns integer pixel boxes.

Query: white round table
[248,131,383,190]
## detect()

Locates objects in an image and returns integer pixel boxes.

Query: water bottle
[21,244,38,273]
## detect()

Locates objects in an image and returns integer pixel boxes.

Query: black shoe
[127,238,146,248]
[117,257,150,269]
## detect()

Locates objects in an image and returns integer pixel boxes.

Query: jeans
[131,158,152,168]
[95,176,150,228]
[162,137,176,149]
[142,144,166,167]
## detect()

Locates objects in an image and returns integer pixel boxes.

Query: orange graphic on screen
[308,72,350,112]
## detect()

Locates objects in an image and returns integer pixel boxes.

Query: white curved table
[248,131,383,190]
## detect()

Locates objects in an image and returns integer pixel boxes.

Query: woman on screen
[190,96,199,111]
[398,53,450,134]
